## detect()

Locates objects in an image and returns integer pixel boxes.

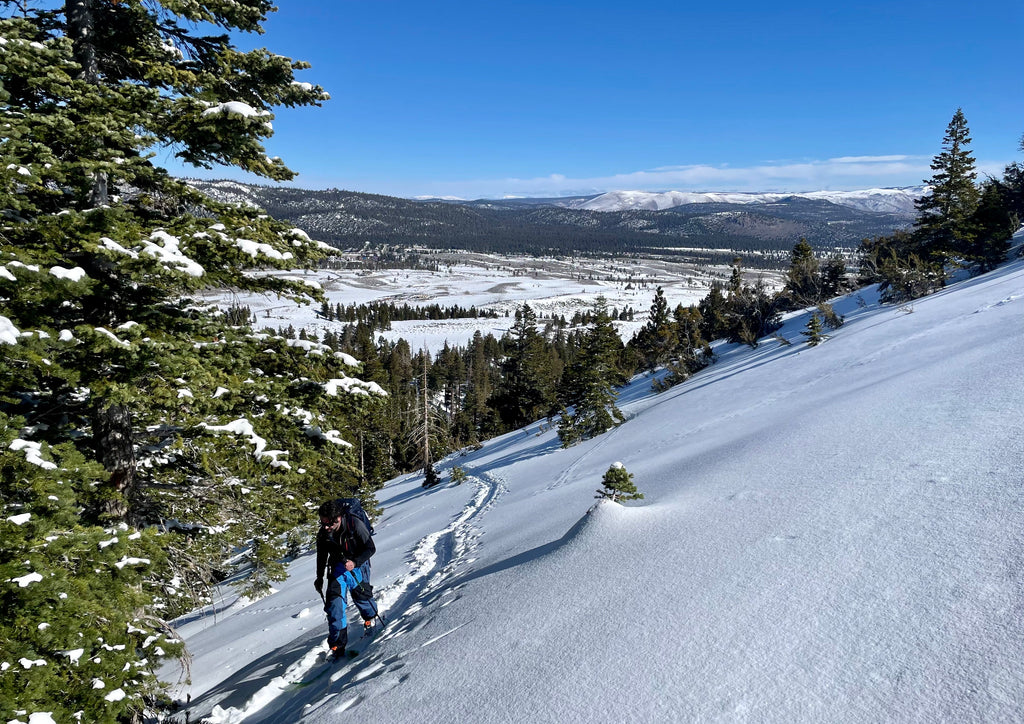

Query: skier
[314,499,378,658]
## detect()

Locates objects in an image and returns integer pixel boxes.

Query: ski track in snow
[207,472,505,723]
[544,417,629,492]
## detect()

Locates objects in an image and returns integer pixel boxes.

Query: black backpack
[336,497,375,537]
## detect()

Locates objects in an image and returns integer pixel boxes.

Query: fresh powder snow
[160,231,1024,723]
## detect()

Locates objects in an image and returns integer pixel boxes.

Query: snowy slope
[162,232,1024,724]
[575,186,926,215]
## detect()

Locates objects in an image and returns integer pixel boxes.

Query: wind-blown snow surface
[164,235,1024,723]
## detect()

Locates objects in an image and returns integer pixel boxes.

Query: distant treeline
[318,300,501,328]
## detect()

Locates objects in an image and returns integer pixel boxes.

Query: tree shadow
[446,510,591,590]
[175,626,325,720]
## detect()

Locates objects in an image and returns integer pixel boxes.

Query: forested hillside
[187,180,913,263]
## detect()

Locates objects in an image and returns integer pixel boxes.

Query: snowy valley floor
[163,238,1024,723]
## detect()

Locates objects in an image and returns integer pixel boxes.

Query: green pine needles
[0,2,384,721]
[596,462,644,503]
[860,108,1021,303]
[558,297,627,447]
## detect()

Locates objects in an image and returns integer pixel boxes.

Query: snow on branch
[49,266,88,282]
[323,377,387,397]
[93,327,132,348]
[304,426,352,447]
[199,418,292,468]
[142,230,204,277]
[0,315,19,345]
[9,439,57,470]
[200,224,294,263]
[201,101,271,120]
[10,572,43,588]
[200,417,269,457]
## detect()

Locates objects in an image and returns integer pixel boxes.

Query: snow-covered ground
[164,231,1024,723]
[199,253,759,352]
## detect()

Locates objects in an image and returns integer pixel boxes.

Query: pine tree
[821,255,848,299]
[490,304,555,429]
[781,238,821,309]
[1000,162,1024,229]
[780,238,843,310]
[595,462,643,503]
[801,313,828,346]
[631,286,677,371]
[858,232,945,303]
[970,180,1015,271]
[0,3,386,720]
[724,260,781,347]
[422,461,441,488]
[457,331,502,443]
[697,283,730,341]
[1,415,185,722]
[817,302,845,330]
[654,305,712,390]
[914,108,980,261]
[409,351,448,481]
[558,298,627,446]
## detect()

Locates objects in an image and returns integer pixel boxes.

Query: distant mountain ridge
[566,187,926,215]
[187,179,915,266]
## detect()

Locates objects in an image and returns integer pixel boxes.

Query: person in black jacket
[314,499,378,656]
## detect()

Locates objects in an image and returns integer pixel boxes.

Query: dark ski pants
[324,561,377,648]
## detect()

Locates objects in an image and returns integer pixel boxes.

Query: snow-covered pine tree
[0,2,385,720]
[595,462,643,503]
[1,415,185,722]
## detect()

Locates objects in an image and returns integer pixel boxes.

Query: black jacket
[315,513,375,582]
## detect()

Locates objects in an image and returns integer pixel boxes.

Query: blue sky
[165,1,1023,199]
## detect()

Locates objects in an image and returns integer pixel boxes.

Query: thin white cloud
[421,157,932,199]
[828,154,915,164]
[417,155,1011,199]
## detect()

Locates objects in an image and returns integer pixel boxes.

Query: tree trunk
[359,429,365,485]
[93,403,138,523]
[66,0,98,81]
[65,0,109,207]
[422,353,430,467]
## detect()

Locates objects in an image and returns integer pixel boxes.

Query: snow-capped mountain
[185,179,914,257]
[573,186,926,215]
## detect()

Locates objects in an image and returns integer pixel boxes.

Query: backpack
[336,497,375,537]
